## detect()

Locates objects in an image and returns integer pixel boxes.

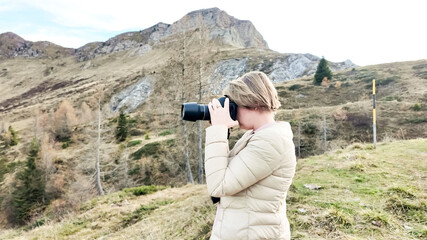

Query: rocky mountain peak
[173,7,268,49]
[0,32,25,42]
[74,8,268,61]
[0,32,73,59]
[0,32,32,58]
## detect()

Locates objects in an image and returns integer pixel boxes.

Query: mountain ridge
[1,8,269,62]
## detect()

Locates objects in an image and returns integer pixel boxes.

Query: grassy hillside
[273,60,427,157]
[1,138,425,240]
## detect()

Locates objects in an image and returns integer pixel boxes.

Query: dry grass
[0,185,215,240]
[1,139,425,239]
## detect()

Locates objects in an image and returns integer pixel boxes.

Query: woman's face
[236,106,254,130]
[236,106,275,131]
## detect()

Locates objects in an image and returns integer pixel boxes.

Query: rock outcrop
[209,58,248,95]
[74,23,170,61]
[109,76,153,113]
[208,54,356,94]
[113,54,355,111]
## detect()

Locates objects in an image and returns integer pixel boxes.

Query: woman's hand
[208,98,239,128]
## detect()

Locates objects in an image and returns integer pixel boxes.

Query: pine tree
[8,125,18,146]
[0,157,6,184]
[12,138,45,224]
[314,57,333,85]
[116,111,129,142]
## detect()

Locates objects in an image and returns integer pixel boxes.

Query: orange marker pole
[373,79,376,149]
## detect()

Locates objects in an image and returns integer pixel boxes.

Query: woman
[205,71,296,240]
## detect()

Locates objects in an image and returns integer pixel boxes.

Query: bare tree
[298,121,301,158]
[197,105,204,184]
[38,112,51,133]
[40,133,57,198]
[180,29,194,184]
[53,100,77,142]
[295,109,302,158]
[0,120,6,145]
[181,117,194,183]
[33,107,41,140]
[197,14,208,184]
[123,151,129,188]
[95,89,104,195]
[0,120,5,134]
[82,87,106,196]
[322,115,328,152]
[80,102,94,124]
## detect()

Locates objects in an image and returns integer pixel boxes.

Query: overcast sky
[0,0,426,66]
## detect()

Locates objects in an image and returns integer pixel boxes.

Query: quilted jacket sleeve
[205,125,284,197]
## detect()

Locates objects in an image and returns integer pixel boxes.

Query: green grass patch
[278,91,288,98]
[159,130,173,136]
[128,118,138,124]
[79,198,99,211]
[412,103,421,111]
[410,228,427,239]
[128,166,140,175]
[0,158,7,183]
[131,142,161,159]
[123,185,167,196]
[24,217,48,231]
[166,139,175,147]
[353,187,382,195]
[362,209,392,226]
[127,140,142,147]
[349,163,365,172]
[313,201,355,214]
[321,207,354,230]
[377,76,399,86]
[121,199,173,227]
[387,186,416,199]
[385,195,426,220]
[412,64,427,70]
[355,72,375,81]
[383,96,402,102]
[129,128,145,136]
[416,71,427,79]
[407,117,427,124]
[289,84,303,91]
[57,218,89,236]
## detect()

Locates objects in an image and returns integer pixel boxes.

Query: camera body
[181,96,237,121]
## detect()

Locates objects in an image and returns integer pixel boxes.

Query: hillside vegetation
[1,58,426,228]
[273,60,427,157]
[0,138,425,240]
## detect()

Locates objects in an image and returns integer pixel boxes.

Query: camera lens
[181,96,237,122]
[181,103,209,121]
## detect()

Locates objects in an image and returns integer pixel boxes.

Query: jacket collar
[229,130,254,158]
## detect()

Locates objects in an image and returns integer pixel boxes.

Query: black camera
[181,96,237,121]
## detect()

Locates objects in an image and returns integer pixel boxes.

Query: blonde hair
[224,71,281,111]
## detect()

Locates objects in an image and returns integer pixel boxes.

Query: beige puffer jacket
[205,122,296,240]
